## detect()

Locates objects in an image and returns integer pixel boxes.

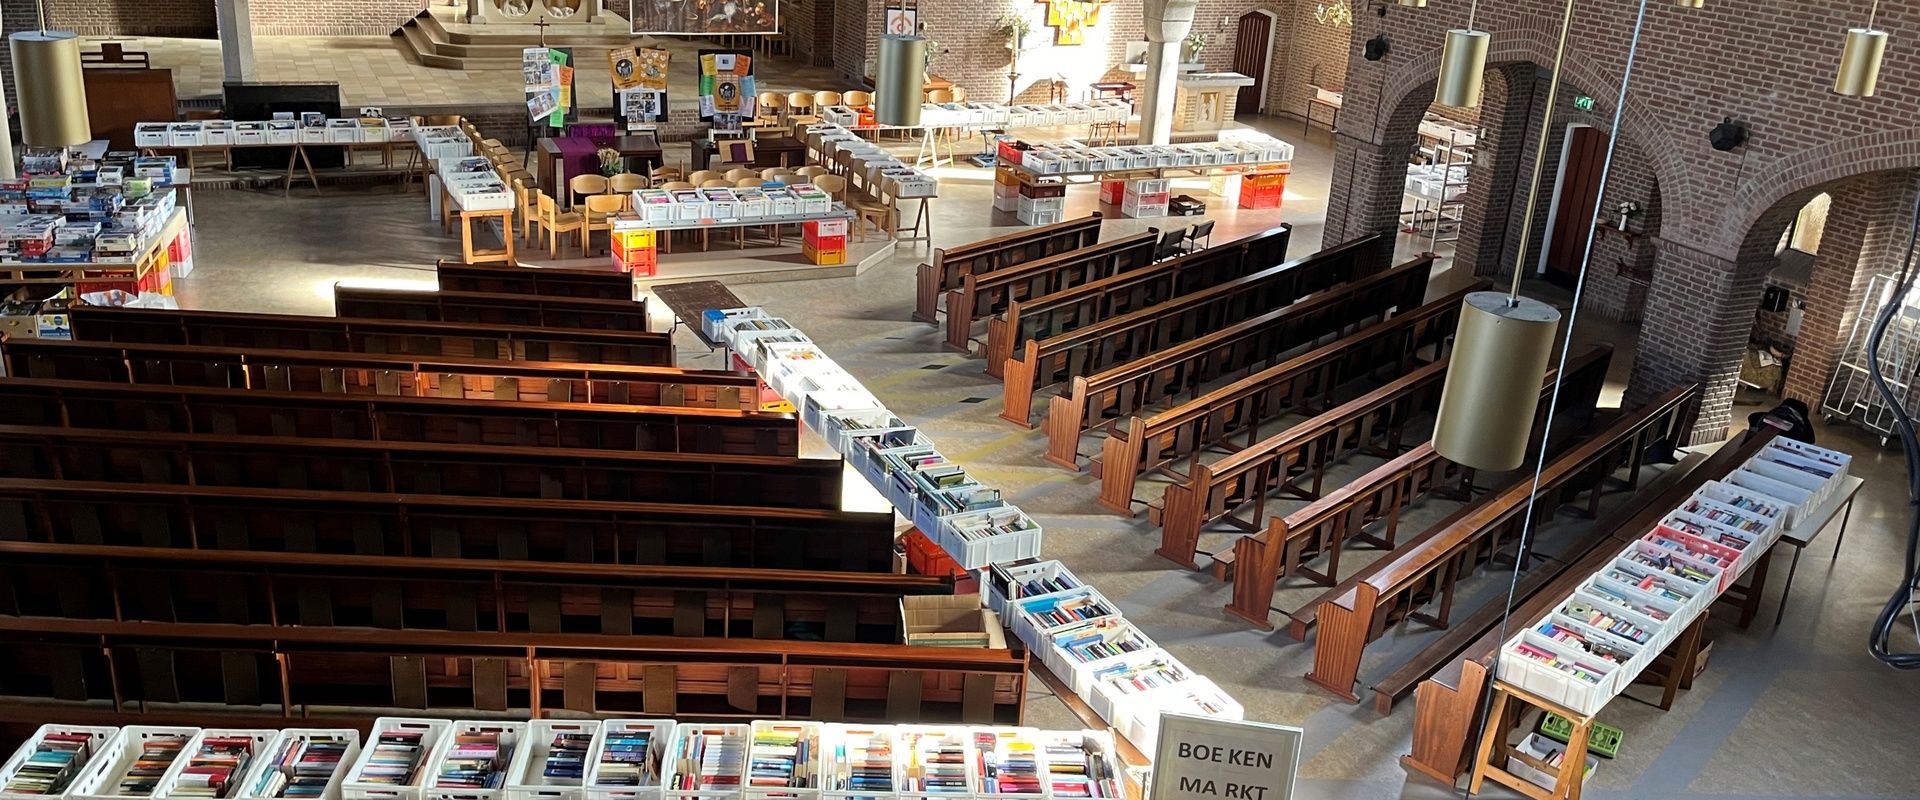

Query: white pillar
[216,0,255,84]
[1139,0,1197,146]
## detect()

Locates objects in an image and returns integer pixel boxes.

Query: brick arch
[1365,25,1689,207]
[1727,128,1920,256]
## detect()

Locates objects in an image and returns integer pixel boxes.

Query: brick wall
[1265,2,1347,120]
[250,0,422,35]
[1782,172,1920,406]
[832,0,866,81]
[45,0,216,37]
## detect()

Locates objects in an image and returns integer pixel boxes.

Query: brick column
[1783,171,1920,406]
[1326,132,1411,270]
[1454,65,1540,279]
[1628,240,1774,445]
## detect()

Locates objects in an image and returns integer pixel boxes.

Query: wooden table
[649,279,746,350]
[1770,474,1865,626]
[456,208,515,265]
[537,134,662,202]
[697,136,805,170]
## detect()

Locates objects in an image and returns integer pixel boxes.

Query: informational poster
[524,47,577,128]
[608,47,644,91]
[697,48,755,133]
[636,48,671,90]
[618,88,668,131]
[1150,715,1301,800]
[631,0,780,36]
[884,7,916,35]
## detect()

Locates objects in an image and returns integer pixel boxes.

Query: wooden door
[1232,12,1272,114]
[1543,126,1608,288]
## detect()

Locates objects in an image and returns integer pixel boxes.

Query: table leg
[1738,546,1772,630]
[283,145,298,197]
[1832,496,1856,562]
[300,145,322,195]
[461,211,477,262]
[1774,543,1804,627]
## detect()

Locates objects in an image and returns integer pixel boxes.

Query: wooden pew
[65,305,676,366]
[1044,254,1437,468]
[0,379,800,456]
[1,338,755,409]
[1000,236,1412,426]
[0,425,843,509]
[436,260,636,299]
[1156,345,1612,572]
[1400,408,1752,784]
[0,542,945,644]
[913,214,1104,323]
[942,231,1158,353]
[0,477,895,571]
[1095,281,1479,514]
[981,224,1292,375]
[1221,349,1613,626]
[333,286,651,332]
[1301,383,1693,703]
[0,619,1027,723]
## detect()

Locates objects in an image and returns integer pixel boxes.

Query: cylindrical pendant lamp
[875,35,929,127]
[1834,28,1888,97]
[1395,0,1428,8]
[1674,0,1704,7]
[1431,292,1562,472]
[1434,29,1490,108]
[10,31,91,148]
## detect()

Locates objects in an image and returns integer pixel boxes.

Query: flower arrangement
[1184,32,1212,62]
[598,147,623,176]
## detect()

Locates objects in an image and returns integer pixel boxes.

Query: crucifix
[535,17,551,47]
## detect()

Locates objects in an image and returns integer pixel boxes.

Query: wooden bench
[1,338,756,409]
[0,378,800,456]
[981,224,1292,375]
[913,214,1104,323]
[1000,236,1414,426]
[0,618,1027,723]
[66,305,676,366]
[0,477,896,571]
[0,541,943,644]
[1043,254,1436,468]
[1301,383,1692,703]
[942,231,1159,353]
[1152,359,1451,569]
[1401,411,1756,784]
[0,424,844,509]
[1221,346,1613,626]
[1094,281,1479,515]
[333,286,652,332]
[436,260,636,299]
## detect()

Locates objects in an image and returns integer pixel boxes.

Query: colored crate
[801,243,846,266]
[613,229,656,248]
[1536,714,1624,759]
[1099,180,1126,205]
[802,218,849,239]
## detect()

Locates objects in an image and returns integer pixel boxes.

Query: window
[1777,193,1831,255]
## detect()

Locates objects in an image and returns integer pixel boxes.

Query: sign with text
[1150,714,1301,800]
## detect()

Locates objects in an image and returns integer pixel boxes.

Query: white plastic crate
[341,718,454,800]
[505,721,601,800]
[1009,586,1121,650]
[69,725,199,800]
[939,507,1042,570]
[1740,457,1830,508]
[893,728,973,800]
[1725,468,1814,526]
[660,725,748,800]
[982,560,1082,616]
[1496,628,1622,717]
[1083,649,1196,729]
[420,720,530,800]
[1030,730,1121,800]
[1506,734,1595,792]
[235,728,362,800]
[154,728,278,800]
[1755,448,1842,505]
[1043,617,1159,695]
[581,720,674,800]
[819,410,909,459]
[817,725,899,800]
[1015,207,1063,227]
[965,728,1043,800]
[1765,438,1850,482]
[1112,677,1242,755]
[1015,195,1064,214]
[741,722,821,800]
[0,724,121,800]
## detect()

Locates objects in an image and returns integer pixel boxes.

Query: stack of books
[900,731,968,795]
[170,736,259,798]
[115,735,189,797]
[1019,595,1114,629]
[823,729,893,795]
[969,732,1041,796]
[1037,737,1117,799]
[2,732,99,795]
[592,729,656,786]
[248,734,352,798]
[669,728,744,792]
[433,732,514,789]
[357,731,426,786]
[541,733,593,782]
[745,725,815,789]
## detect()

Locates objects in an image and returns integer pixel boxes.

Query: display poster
[631,0,780,36]
[884,7,916,35]
[618,89,668,131]
[608,47,643,91]
[636,48,671,90]
[697,48,755,132]
[1150,715,1301,800]
[524,47,577,128]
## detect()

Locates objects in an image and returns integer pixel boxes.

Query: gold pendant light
[1674,0,1704,7]
[1396,0,1428,8]
[10,30,91,148]
[1434,29,1491,108]
[1836,1,1887,97]
[1432,293,1561,472]
[875,35,929,127]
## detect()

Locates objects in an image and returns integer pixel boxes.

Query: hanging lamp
[10,29,91,148]
[1835,0,1888,97]
[1433,0,1489,108]
[875,35,929,126]
[1674,0,1704,7]
[1396,0,1429,8]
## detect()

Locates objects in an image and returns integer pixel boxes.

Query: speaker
[1709,117,1748,152]
[1761,286,1790,313]
[1365,35,1391,62]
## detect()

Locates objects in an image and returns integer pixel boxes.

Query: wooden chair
[787,92,818,126]
[794,165,829,179]
[537,191,585,256]
[568,174,609,207]
[686,170,721,186]
[813,90,843,111]
[659,180,695,190]
[699,179,733,189]
[724,167,759,182]
[844,90,873,115]
[511,176,539,244]
[951,86,969,102]
[735,177,765,188]
[650,166,683,185]
[846,181,895,243]
[581,194,625,254]
[755,92,785,125]
[609,173,647,195]
[926,88,953,104]
[760,167,790,181]
[812,173,846,201]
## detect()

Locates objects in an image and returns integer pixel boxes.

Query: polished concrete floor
[168,116,1920,800]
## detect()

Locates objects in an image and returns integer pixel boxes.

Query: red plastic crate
[902,529,976,591]
[1100,180,1126,205]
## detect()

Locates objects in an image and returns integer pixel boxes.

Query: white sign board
[1150,714,1302,800]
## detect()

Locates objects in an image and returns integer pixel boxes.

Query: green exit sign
[1573,95,1596,111]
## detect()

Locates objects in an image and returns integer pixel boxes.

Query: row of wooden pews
[914,214,1104,323]
[0,264,1028,725]
[941,230,1159,352]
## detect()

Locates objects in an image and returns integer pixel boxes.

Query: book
[3,732,98,796]
[745,725,815,789]
[591,728,656,787]
[115,735,189,797]
[355,731,425,786]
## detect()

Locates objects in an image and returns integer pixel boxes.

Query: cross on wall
[1038,0,1110,45]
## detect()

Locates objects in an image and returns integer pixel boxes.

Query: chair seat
[551,212,584,225]
[846,192,889,211]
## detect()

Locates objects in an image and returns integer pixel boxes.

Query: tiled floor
[168,115,1920,799]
